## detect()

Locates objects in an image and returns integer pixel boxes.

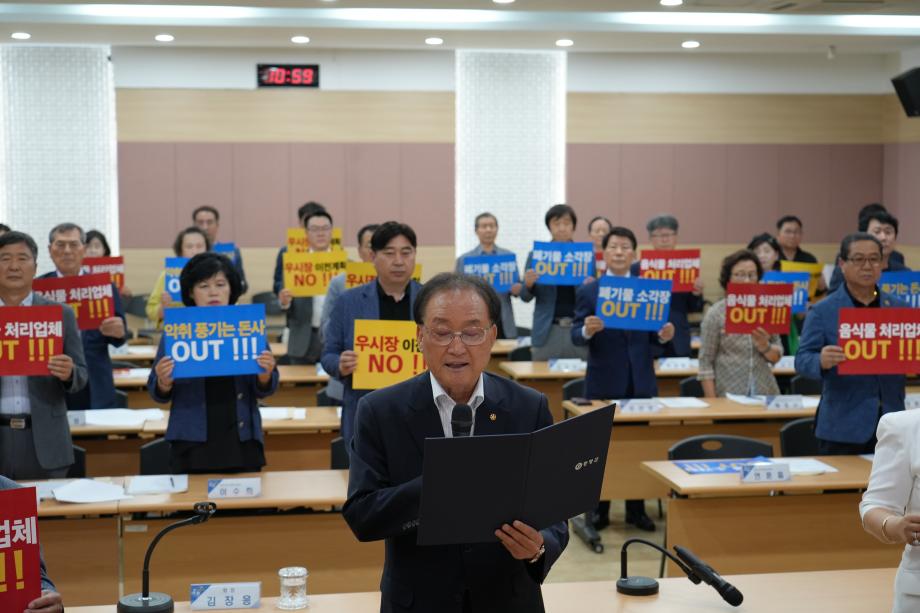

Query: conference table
[642,455,901,576]
[69,567,895,612]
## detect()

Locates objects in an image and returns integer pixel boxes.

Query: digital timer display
[257,64,319,88]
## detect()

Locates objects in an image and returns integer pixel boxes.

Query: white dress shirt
[0,292,34,415]
[430,372,485,438]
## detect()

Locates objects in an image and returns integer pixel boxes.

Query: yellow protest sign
[283,251,348,297]
[286,227,344,253]
[780,261,824,298]
[331,227,343,251]
[345,262,423,288]
[352,319,427,390]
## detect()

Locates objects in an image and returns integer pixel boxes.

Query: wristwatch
[528,544,546,564]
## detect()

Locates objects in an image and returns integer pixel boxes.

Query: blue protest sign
[214,242,239,263]
[675,457,770,475]
[163,304,267,378]
[529,242,595,286]
[762,271,810,314]
[595,276,672,332]
[462,254,519,293]
[164,257,189,302]
[881,271,920,308]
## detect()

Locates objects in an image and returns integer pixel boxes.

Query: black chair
[668,434,773,461]
[252,291,283,316]
[508,346,532,362]
[139,439,172,475]
[110,360,138,370]
[678,376,704,398]
[66,445,87,478]
[317,386,333,406]
[330,436,349,470]
[114,389,129,407]
[562,378,585,401]
[780,417,820,457]
[516,327,531,337]
[789,375,822,396]
[124,294,149,319]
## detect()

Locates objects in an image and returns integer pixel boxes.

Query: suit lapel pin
[489,413,497,422]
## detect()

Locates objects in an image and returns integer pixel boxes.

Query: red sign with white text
[837,308,920,375]
[724,283,794,335]
[82,256,125,290]
[638,249,700,293]
[32,273,115,331]
[0,305,64,376]
[0,487,42,612]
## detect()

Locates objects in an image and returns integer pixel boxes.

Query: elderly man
[192,205,247,293]
[795,233,906,455]
[321,222,424,444]
[41,223,126,409]
[344,272,568,613]
[0,232,87,479]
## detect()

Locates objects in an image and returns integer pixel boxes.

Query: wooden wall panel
[724,145,780,241]
[398,144,455,245]
[290,143,348,229]
[777,145,832,240]
[232,144,290,248]
[118,143,177,249]
[174,143,233,229]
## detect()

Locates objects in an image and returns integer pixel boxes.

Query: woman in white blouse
[861,410,920,612]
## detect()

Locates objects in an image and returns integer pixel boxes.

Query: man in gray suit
[0,232,87,480]
[454,212,520,339]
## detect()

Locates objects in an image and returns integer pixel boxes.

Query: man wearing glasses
[344,272,567,613]
[795,233,907,456]
[322,222,423,444]
[192,205,248,293]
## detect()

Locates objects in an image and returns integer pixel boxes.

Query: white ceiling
[2,1,920,54]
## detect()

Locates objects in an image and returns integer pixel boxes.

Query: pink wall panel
[883,143,920,247]
[777,145,831,243]
[232,144,290,248]
[724,145,780,242]
[619,145,675,235]
[345,144,402,243]
[118,143,176,249]
[828,145,884,243]
[398,144,455,245]
[174,144,233,234]
[671,145,727,244]
[290,144,347,232]
[566,144,622,232]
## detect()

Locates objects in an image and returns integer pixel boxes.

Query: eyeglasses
[846,255,882,267]
[51,240,83,251]
[307,225,332,234]
[650,231,676,239]
[731,272,760,282]
[425,326,488,347]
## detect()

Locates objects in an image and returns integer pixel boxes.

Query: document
[781,458,838,475]
[657,358,699,371]
[52,479,131,503]
[417,404,614,545]
[126,475,189,495]
[657,397,710,409]
[84,408,164,427]
[726,393,764,406]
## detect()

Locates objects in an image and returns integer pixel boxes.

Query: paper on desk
[293,408,306,419]
[802,397,819,409]
[657,397,710,409]
[776,458,838,475]
[337,407,342,419]
[84,408,164,427]
[113,368,151,378]
[52,479,131,503]
[20,480,73,501]
[126,475,189,495]
[548,358,587,372]
[260,407,292,421]
[773,355,796,370]
[861,454,875,462]
[516,336,532,348]
[726,393,764,406]
[315,362,328,377]
[657,358,700,371]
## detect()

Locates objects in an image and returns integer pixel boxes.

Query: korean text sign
[283,251,348,297]
[724,283,794,334]
[762,271,810,315]
[352,320,427,390]
[164,257,189,302]
[880,271,920,308]
[837,308,920,375]
[779,261,824,298]
[595,277,672,332]
[213,242,238,263]
[82,256,125,290]
[32,273,115,331]
[529,242,595,286]
[638,249,700,293]
[163,304,267,378]
[461,254,519,293]
[0,487,41,613]
[286,227,344,253]
[345,262,423,289]
[0,306,64,376]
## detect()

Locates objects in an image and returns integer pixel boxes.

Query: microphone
[117,501,217,613]
[616,538,699,597]
[674,545,744,607]
[451,404,473,438]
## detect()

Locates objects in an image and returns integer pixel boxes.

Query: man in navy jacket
[795,232,907,455]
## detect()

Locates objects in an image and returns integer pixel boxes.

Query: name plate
[657,358,698,371]
[548,358,587,372]
[618,399,663,414]
[67,411,86,427]
[741,461,790,483]
[191,582,261,610]
[765,395,805,410]
[906,394,920,411]
[207,478,262,499]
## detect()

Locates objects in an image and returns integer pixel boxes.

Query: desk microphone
[117,501,217,613]
[674,546,744,607]
[451,404,473,438]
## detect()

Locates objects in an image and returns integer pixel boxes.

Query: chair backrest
[780,417,820,457]
[679,376,704,398]
[330,436,349,470]
[562,378,585,401]
[317,386,332,407]
[66,445,87,478]
[113,389,129,407]
[509,346,532,362]
[124,295,150,319]
[789,375,822,396]
[251,291,283,316]
[139,439,172,475]
[515,326,531,337]
[110,360,138,370]
[668,434,773,461]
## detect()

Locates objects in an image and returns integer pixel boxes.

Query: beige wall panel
[883,95,920,143]
[116,89,454,143]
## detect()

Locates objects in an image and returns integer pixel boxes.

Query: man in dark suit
[192,205,248,293]
[344,272,567,613]
[321,222,423,444]
[0,232,87,480]
[41,222,126,409]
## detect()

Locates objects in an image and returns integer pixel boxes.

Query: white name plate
[906,394,920,410]
[618,399,663,414]
[765,395,805,410]
[207,478,262,499]
[741,462,790,483]
[67,411,86,427]
[191,582,261,610]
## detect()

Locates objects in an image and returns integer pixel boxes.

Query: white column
[0,46,118,272]
[455,50,567,331]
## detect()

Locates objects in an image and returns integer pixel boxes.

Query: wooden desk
[642,456,902,576]
[70,567,896,613]
[564,397,816,500]
[487,338,518,372]
[112,342,288,364]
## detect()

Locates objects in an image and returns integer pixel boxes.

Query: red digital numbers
[259,65,318,87]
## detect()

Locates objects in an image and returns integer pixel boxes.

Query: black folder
[417,403,615,546]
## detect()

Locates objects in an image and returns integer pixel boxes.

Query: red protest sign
[0,305,64,376]
[32,273,115,331]
[724,283,794,334]
[83,256,125,290]
[638,249,700,292]
[837,308,920,375]
[0,487,42,612]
